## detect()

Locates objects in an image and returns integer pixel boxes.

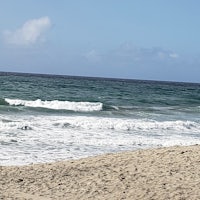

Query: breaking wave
[4,98,103,112]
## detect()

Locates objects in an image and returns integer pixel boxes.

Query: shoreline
[1,145,200,199]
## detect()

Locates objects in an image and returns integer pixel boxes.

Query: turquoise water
[0,72,200,165]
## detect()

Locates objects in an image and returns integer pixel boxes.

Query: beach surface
[1,145,200,200]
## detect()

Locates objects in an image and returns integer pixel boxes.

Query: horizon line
[0,70,199,85]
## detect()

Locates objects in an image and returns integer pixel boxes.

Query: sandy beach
[1,145,200,200]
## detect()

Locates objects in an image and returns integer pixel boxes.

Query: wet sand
[1,145,200,200]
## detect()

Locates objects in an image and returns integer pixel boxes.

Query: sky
[0,1,200,83]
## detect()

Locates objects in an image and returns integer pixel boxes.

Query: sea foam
[1,114,200,166]
[1,115,200,133]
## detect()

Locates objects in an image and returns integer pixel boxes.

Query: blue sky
[0,1,200,82]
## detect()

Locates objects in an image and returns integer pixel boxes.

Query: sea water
[0,72,200,165]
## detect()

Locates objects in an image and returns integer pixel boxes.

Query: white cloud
[111,43,179,62]
[157,51,166,59]
[85,50,101,62]
[3,17,51,46]
[169,53,179,59]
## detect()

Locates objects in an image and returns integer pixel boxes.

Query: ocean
[0,72,200,165]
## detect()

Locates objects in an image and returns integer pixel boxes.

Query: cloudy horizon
[0,1,200,83]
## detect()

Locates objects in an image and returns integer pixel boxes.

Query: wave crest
[5,98,103,112]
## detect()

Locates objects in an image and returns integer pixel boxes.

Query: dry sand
[1,145,200,200]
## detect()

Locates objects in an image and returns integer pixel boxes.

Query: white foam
[5,98,103,112]
[1,115,200,133]
[55,117,200,133]
[1,114,200,166]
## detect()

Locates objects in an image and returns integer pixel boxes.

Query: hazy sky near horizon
[0,1,200,82]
